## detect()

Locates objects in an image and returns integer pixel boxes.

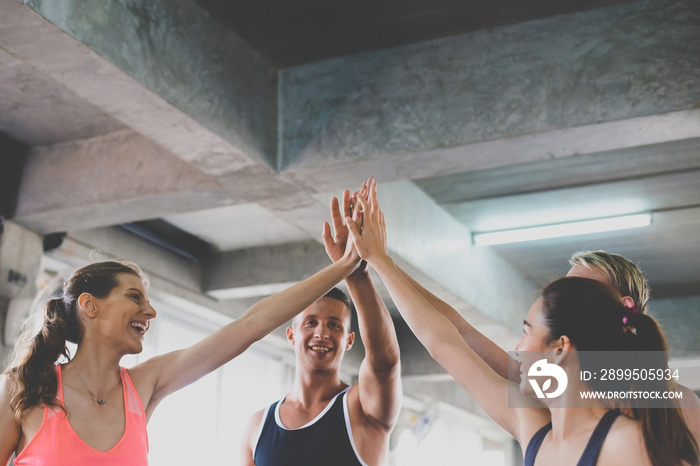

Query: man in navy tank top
[241,183,402,466]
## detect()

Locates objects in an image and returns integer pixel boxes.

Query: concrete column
[0,221,43,347]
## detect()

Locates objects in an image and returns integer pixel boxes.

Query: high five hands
[346,179,389,265]
[322,177,373,270]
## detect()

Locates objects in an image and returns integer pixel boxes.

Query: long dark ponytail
[542,277,698,466]
[3,260,145,421]
[625,312,699,466]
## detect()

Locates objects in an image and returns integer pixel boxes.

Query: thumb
[322,221,332,240]
[322,221,334,248]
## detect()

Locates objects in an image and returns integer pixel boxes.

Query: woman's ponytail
[625,312,699,466]
[6,297,74,420]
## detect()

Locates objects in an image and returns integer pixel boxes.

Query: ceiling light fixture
[472,213,652,246]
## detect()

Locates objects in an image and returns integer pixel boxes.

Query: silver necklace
[71,360,120,406]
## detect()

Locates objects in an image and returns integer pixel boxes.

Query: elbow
[367,345,401,373]
[425,339,455,367]
[370,355,401,375]
[236,314,269,344]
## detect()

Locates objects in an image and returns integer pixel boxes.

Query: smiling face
[89,273,157,354]
[287,297,354,375]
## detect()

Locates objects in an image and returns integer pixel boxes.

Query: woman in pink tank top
[1,244,362,464]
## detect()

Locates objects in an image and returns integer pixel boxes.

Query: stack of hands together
[321,177,389,273]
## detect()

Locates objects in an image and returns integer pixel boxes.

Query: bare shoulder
[597,415,651,466]
[0,374,21,463]
[516,407,552,446]
[679,384,700,409]
[243,409,266,452]
[241,408,266,466]
[245,408,265,432]
[679,384,700,449]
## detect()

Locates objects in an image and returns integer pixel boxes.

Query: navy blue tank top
[524,410,621,466]
[253,387,367,466]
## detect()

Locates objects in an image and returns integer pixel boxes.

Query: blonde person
[0,218,362,464]
[346,183,698,465]
[392,240,700,446]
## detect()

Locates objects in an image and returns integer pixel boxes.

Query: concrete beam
[280,0,700,186]
[13,130,221,234]
[417,137,700,204]
[4,0,276,173]
[203,240,331,299]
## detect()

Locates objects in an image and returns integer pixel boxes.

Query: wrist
[370,254,394,272]
[346,266,370,283]
[336,253,360,271]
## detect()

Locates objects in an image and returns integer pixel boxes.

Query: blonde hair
[569,250,650,314]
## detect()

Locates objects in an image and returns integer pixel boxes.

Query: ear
[621,296,635,309]
[77,293,98,319]
[286,326,295,346]
[345,331,355,350]
[553,335,572,364]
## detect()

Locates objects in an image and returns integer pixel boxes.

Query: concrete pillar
[0,221,43,348]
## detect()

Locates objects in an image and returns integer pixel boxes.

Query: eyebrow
[303,314,343,321]
[126,288,148,300]
[523,320,532,328]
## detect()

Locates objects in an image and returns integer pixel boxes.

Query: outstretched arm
[396,267,512,379]
[323,181,401,431]
[347,184,533,438]
[132,237,361,418]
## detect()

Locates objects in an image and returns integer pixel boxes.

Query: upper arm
[347,275,402,430]
[240,409,264,466]
[0,375,21,465]
[356,355,402,431]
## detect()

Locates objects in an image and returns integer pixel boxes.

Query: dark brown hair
[3,261,146,421]
[541,277,698,466]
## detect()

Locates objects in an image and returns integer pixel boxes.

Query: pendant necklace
[71,360,120,406]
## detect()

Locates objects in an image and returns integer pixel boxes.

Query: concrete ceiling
[193,0,632,67]
[2,0,700,391]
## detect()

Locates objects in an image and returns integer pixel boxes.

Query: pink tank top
[14,365,149,465]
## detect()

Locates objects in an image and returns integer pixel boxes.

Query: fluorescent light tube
[472,213,652,246]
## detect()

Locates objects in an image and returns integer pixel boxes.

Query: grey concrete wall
[649,295,700,355]
[280,0,700,170]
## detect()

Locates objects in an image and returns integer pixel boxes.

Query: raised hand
[323,178,373,272]
[322,189,354,263]
[347,179,388,264]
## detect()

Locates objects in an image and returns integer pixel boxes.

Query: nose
[143,302,157,319]
[314,323,329,340]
